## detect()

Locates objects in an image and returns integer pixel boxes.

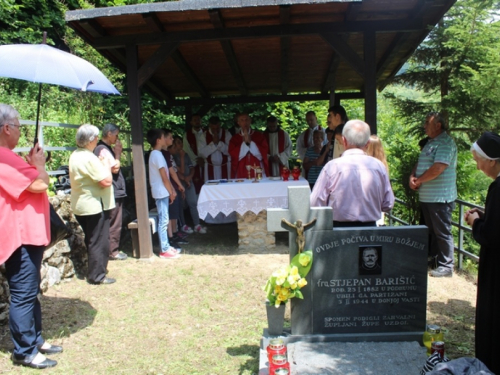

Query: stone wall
[0,193,87,324]
[237,210,275,251]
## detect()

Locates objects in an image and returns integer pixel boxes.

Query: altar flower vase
[281,167,290,181]
[292,166,301,180]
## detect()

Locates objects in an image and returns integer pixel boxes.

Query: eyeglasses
[1,123,21,129]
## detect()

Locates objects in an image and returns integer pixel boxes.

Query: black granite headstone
[291,226,428,342]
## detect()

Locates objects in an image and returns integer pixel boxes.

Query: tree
[385,0,500,139]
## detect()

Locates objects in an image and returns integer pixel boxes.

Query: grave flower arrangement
[264,250,313,308]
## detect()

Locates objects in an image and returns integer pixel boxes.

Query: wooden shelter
[66,0,456,258]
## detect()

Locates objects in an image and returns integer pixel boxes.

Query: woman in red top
[0,104,62,369]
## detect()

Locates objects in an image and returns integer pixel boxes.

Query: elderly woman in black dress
[464,131,500,374]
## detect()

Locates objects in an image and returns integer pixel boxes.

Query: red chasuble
[228,131,269,178]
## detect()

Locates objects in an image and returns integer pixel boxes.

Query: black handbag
[48,205,71,249]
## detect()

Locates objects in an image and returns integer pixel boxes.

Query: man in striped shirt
[410,112,457,278]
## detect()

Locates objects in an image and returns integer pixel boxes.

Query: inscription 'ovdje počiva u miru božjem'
[267,186,429,342]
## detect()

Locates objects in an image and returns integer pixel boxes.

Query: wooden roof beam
[137,42,179,88]
[141,13,208,98]
[139,14,183,100]
[169,92,364,106]
[379,0,455,89]
[72,19,173,101]
[280,5,291,95]
[376,0,433,80]
[79,20,128,71]
[208,9,248,96]
[93,19,424,49]
[322,53,341,94]
[171,51,209,98]
[321,33,364,79]
[345,2,362,22]
[80,19,106,38]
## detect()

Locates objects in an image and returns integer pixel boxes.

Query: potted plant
[264,250,313,335]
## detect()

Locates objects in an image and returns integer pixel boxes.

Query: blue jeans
[156,196,171,252]
[184,183,200,226]
[5,245,45,360]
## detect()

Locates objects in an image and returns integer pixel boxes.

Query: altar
[197,178,309,250]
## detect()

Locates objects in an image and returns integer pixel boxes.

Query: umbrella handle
[34,83,42,147]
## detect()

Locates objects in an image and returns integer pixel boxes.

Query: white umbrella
[0,37,120,143]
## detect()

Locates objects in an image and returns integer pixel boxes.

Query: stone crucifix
[281,218,316,253]
[267,186,332,258]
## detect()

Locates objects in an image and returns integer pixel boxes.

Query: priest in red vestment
[228,113,269,179]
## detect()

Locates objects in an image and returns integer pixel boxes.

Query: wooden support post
[126,43,153,259]
[364,30,377,134]
[329,90,336,108]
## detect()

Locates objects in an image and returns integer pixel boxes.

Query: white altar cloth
[197,178,309,220]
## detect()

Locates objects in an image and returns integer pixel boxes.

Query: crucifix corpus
[281,218,316,253]
[267,186,332,257]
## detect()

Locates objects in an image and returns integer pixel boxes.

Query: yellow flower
[290,266,299,275]
[274,267,288,278]
[277,294,287,302]
[298,253,311,267]
[280,287,290,297]
[297,278,308,288]
[274,285,282,294]
[290,282,298,290]
[275,277,286,286]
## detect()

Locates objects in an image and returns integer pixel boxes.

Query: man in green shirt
[410,112,457,278]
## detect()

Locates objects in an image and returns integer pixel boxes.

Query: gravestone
[267,186,428,342]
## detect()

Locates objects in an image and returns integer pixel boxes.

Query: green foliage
[380,0,500,251]
[0,0,66,45]
[0,0,496,264]
[387,0,500,136]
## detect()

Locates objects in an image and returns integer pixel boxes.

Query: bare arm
[302,152,317,171]
[169,166,185,193]
[111,139,122,174]
[414,163,448,187]
[159,167,177,203]
[25,144,50,193]
[97,153,113,188]
[98,174,113,188]
[315,144,331,166]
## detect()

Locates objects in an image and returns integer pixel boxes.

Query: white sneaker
[181,225,194,234]
[194,224,207,234]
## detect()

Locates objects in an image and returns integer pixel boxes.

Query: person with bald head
[228,113,269,178]
[409,111,457,278]
[310,120,394,227]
